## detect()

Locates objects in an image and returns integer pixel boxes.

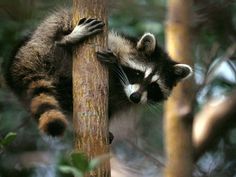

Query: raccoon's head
[111,32,193,104]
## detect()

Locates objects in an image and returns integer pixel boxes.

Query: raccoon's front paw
[56,18,104,46]
[71,18,104,41]
[96,50,118,65]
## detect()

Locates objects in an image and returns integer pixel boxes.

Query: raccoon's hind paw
[109,131,114,144]
[96,50,118,64]
[39,111,68,137]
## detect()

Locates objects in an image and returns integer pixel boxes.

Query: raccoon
[4,9,192,137]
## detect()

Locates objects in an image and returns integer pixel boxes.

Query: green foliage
[0,132,16,149]
[59,166,83,177]
[59,152,107,177]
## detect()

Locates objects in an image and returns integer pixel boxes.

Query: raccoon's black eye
[136,71,142,76]
[147,83,164,102]
[150,83,156,88]
[122,66,144,83]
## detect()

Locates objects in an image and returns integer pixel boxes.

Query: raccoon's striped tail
[27,79,68,137]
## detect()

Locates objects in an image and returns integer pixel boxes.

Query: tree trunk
[164,0,194,177]
[72,0,110,177]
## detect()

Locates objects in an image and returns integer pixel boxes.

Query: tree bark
[72,0,110,177]
[164,0,194,177]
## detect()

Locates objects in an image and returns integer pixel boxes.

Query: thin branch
[193,89,236,160]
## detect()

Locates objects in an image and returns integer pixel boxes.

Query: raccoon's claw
[78,18,105,36]
[96,50,118,64]
[79,18,96,25]
[78,18,86,25]
[109,131,114,144]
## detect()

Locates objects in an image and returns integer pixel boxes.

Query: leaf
[59,165,84,177]
[70,152,89,173]
[0,132,17,146]
[88,158,100,171]
[88,154,110,171]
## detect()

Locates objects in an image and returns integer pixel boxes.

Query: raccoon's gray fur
[4,9,192,137]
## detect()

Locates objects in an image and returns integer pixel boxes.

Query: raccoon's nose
[130,92,141,103]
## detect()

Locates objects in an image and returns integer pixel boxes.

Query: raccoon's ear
[137,33,156,55]
[173,64,193,80]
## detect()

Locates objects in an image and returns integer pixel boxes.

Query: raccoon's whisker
[116,71,127,85]
[117,73,127,84]
[115,66,128,82]
[112,68,125,83]
[146,103,158,115]
[116,70,126,81]
[149,103,162,114]
[118,66,129,84]
[146,102,156,110]
[148,103,156,109]
[113,66,129,85]
[120,78,129,87]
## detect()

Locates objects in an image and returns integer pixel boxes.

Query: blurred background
[0,0,236,177]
